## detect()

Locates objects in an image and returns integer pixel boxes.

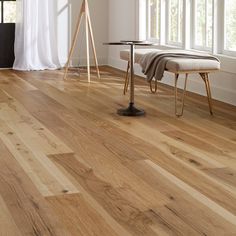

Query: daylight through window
[143,0,236,56]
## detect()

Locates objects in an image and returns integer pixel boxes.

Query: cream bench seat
[120,49,220,116]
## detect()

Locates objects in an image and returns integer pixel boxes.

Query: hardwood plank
[2,87,168,209]
[0,195,22,236]
[66,81,236,168]
[204,167,236,189]
[46,194,119,236]
[162,130,234,157]
[130,161,236,231]
[6,75,225,171]
[143,160,236,229]
[0,68,235,235]
[0,121,79,197]
[47,153,133,236]
[0,88,11,103]
[0,94,73,155]
[137,101,236,152]
[49,153,161,236]
[0,138,69,236]
[7,73,236,211]
[124,159,236,235]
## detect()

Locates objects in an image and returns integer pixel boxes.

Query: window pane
[195,0,213,48]
[149,0,160,39]
[225,0,236,51]
[207,0,213,47]
[168,0,183,44]
[196,0,206,46]
[3,1,16,23]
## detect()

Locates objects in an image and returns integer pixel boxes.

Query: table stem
[130,44,135,104]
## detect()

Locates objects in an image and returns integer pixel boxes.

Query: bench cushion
[166,58,220,72]
[120,49,220,72]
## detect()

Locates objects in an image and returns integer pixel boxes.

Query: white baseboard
[108,57,236,106]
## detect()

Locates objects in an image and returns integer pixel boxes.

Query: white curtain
[13,0,61,71]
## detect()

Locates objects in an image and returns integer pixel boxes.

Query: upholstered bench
[120,49,220,117]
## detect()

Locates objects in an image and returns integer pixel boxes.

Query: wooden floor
[0,67,236,236]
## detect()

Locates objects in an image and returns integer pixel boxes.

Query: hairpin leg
[123,61,130,95]
[199,73,213,115]
[150,79,158,94]
[175,73,188,117]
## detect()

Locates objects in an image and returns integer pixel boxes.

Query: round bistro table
[104,40,156,116]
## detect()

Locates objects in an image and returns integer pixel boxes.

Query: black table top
[104,40,157,46]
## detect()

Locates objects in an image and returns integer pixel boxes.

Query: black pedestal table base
[103,41,155,117]
[117,103,145,116]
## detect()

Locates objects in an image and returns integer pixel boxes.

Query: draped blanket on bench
[140,50,220,82]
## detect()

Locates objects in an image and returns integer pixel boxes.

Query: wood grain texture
[46,193,119,236]
[0,67,236,235]
[0,138,69,236]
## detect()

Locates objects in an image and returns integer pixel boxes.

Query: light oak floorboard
[0,68,236,235]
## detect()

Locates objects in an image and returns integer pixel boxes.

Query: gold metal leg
[150,79,158,94]
[199,73,213,115]
[123,61,130,95]
[124,61,158,95]
[175,73,188,117]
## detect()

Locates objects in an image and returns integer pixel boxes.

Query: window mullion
[217,0,224,54]
[1,0,3,23]
[177,0,180,42]
[192,0,196,49]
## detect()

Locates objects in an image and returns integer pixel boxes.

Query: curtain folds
[13,0,61,71]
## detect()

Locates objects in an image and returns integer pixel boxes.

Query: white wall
[107,0,236,106]
[57,0,109,66]
[108,0,137,68]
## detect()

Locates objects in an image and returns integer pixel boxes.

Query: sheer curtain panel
[13,0,61,71]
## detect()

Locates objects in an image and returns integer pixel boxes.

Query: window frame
[143,0,236,57]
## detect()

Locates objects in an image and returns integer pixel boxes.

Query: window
[143,0,236,56]
[0,0,16,23]
[148,0,160,41]
[168,0,183,45]
[224,0,236,52]
[193,0,213,50]
[0,0,16,68]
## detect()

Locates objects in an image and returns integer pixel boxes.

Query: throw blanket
[139,50,220,82]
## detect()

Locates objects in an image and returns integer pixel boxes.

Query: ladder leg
[63,2,85,80]
[86,2,100,79]
[85,7,90,83]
